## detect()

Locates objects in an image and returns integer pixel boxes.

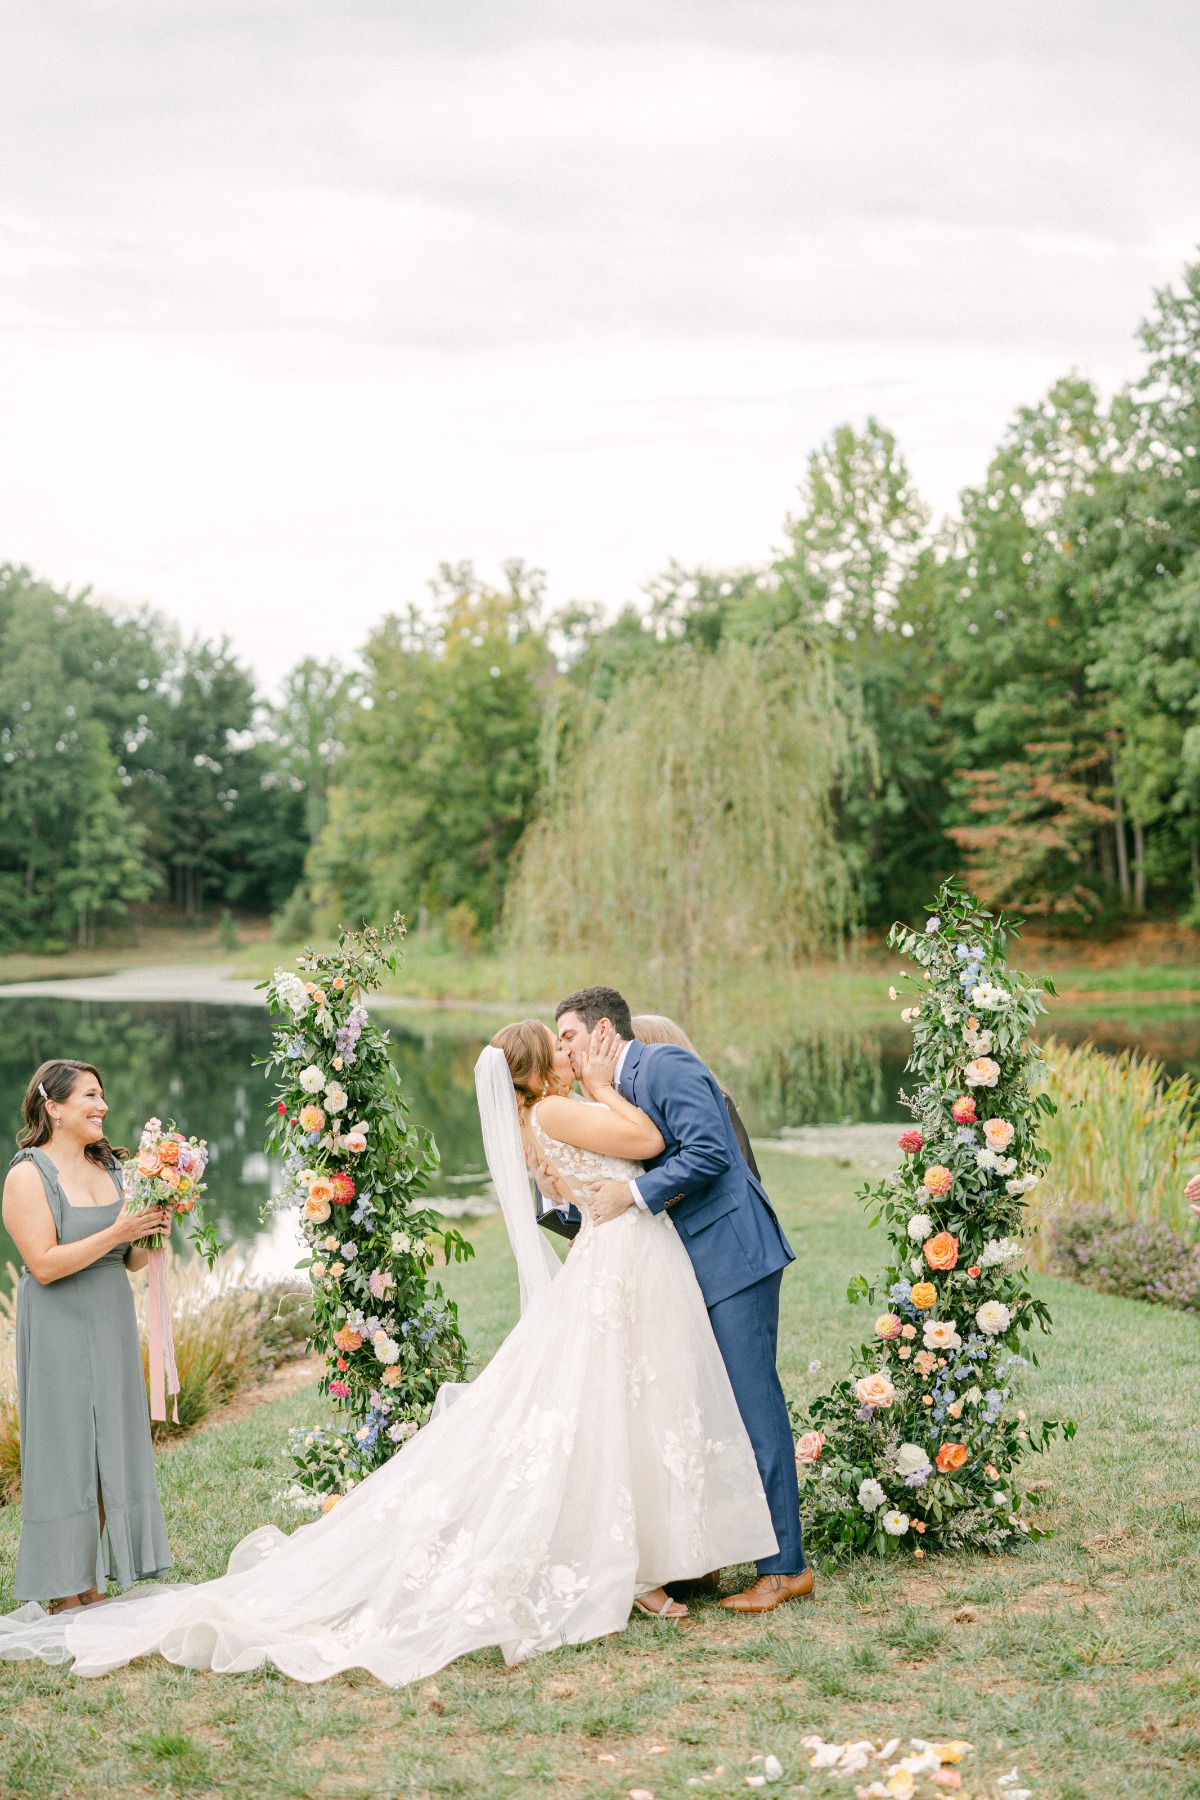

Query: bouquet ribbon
[147,1245,181,1424]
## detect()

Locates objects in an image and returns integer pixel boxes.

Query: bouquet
[124,1117,221,1268]
[125,1117,222,1425]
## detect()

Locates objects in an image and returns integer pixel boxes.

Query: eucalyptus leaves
[799,882,1074,1557]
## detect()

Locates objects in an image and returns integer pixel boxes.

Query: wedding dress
[0,1050,776,1686]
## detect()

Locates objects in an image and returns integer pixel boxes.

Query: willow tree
[504,633,872,1019]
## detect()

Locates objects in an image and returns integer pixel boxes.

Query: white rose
[995,1155,1017,1176]
[342,1130,368,1154]
[895,1443,931,1477]
[907,1213,934,1242]
[372,1330,400,1365]
[324,1081,348,1113]
[1006,1172,1039,1195]
[970,983,1009,1009]
[922,1318,962,1351]
[976,1300,1012,1336]
[298,1065,326,1094]
[881,1509,910,1537]
[857,1478,887,1513]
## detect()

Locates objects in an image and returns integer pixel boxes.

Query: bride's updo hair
[491,1020,557,1110]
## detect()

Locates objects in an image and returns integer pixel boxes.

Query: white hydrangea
[882,1509,910,1537]
[857,1478,887,1513]
[980,1236,1022,1267]
[907,1213,934,1242]
[971,982,1009,1009]
[273,970,309,1017]
[976,1300,1012,1336]
[298,1064,326,1093]
[388,1420,419,1444]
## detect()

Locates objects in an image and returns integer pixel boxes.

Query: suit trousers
[706,1269,805,1575]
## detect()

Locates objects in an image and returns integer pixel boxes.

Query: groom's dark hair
[555,985,634,1041]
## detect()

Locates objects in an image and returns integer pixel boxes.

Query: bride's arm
[532,1094,665,1161]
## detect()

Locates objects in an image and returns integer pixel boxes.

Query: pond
[0,993,1196,1282]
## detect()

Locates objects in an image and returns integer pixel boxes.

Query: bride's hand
[1185,1173,1200,1207]
[580,1022,621,1098]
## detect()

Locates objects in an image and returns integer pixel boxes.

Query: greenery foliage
[262,916,473,1504]
[800,884,1074,1558]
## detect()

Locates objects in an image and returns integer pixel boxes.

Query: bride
[0,1022,777,1686]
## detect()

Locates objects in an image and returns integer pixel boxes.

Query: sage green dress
[12,1148,173,1602]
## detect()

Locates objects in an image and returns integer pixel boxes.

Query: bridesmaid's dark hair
[18,1060,128,1167]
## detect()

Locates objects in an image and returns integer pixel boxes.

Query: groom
[555,985,812,1612]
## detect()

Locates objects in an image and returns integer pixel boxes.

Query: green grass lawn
[2,1150,1200,1799]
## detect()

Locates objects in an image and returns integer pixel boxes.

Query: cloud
[0,1,1196,679]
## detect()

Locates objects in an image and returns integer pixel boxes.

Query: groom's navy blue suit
[616,1039,805,1576]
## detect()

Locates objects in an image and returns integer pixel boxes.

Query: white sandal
[633,1590,688,1618]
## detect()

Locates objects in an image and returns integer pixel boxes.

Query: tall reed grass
[1032,1035,1200,1258]
[0,1260,313,1504]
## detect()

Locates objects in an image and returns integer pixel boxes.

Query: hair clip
[37,1082,48,1102]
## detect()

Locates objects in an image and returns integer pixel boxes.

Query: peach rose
[321,1493,342,1513]
[299,1104,326,1134]
[965,1056,1001,1088]
[304,1194,331,1224]
[923,1164,953,1197]
[855,1372,896,1409]
[936,1442,969,1473]
[308,1175,335,1207]
[381,1367,404,1387]
[923,1231,960,1271]
[910,1281,937,1310]
[982,1117,1014,1150]
[342,1130,368,1154]
[900,1323,917,1340]
[874,1312,903,1340]
[157,1138,181,1166]
[136,1148,163,1177]
[159,1165,181,1191]
[795,1430,825,1464]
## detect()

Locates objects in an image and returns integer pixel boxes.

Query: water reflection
[0,996,1195,1281]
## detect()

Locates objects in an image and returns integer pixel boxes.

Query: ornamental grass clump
[799,882,1074,1559]
[263,914,474,1507]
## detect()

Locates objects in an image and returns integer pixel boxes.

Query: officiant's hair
[632,1013,698,1054]
[17,1059,128,1167]
[491,1021,556,1109]
[554,986,634,1040]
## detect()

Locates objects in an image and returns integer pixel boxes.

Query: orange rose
[159,1166,181,1190]
[157,1139,181,1166]
[136,1149,163,1177]
[923,1232,960,1271]
[923,1164,953,1197]
[175,1195,196,1213]
[910,1281,937,1310]
[936,1442,968,1473]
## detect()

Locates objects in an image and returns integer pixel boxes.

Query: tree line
[5,254,1200,954]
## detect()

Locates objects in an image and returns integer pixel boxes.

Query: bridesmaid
[1,1059,173,1613]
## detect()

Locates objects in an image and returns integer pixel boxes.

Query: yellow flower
[910,1281,937,1309]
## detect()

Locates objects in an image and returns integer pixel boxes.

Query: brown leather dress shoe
[719,1570,815,1612]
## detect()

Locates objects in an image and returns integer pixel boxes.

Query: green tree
[312,562,554,935]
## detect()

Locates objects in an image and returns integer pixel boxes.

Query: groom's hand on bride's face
[588,1179,636,1224]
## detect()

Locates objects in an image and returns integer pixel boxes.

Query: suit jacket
[617,1039,792,1307]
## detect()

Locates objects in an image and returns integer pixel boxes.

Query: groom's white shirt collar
[612,1038,647,1210]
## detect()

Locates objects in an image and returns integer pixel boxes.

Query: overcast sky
[1,1,1197,684]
